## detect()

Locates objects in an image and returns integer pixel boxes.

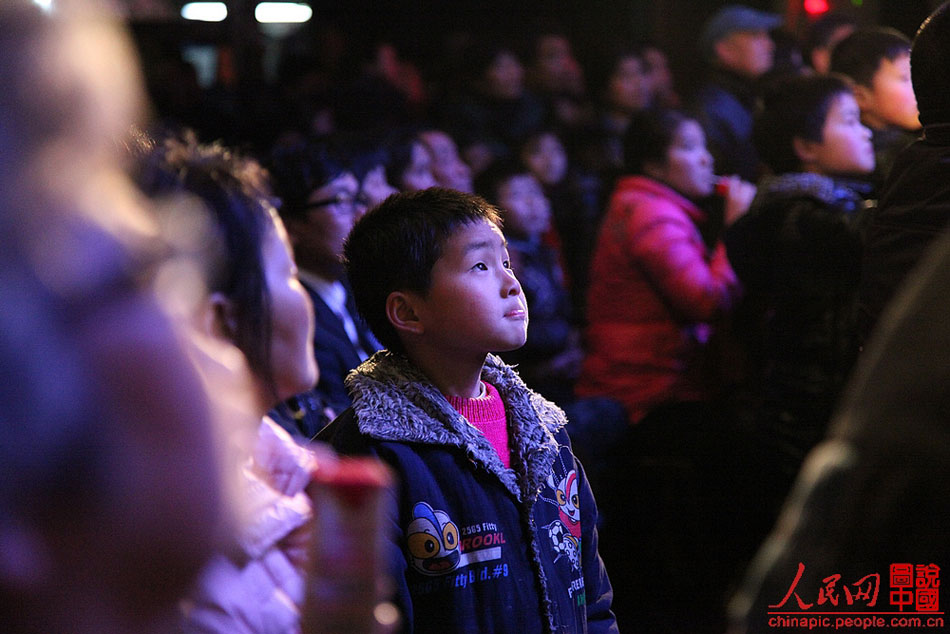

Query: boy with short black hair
[319,187,617,633]
[858,0,950,347]
[725,74,875,527]
[830,27,920,187]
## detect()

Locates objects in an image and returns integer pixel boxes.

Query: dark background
[130,0,939,97]
[125,0,941,152]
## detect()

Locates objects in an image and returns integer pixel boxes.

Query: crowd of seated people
[10,0,947,632]
[136,6,932,632]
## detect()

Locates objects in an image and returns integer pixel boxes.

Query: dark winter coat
[857,126,950,347]
[318,351,617,634]
[725,172,872,478]
[730,230,950,634]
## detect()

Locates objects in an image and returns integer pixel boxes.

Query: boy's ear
[852,83,875,113]
[385,291,424,337]
[206,292,239,343]
[792,136,819,167]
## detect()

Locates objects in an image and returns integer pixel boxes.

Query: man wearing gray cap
[693,4,783,182]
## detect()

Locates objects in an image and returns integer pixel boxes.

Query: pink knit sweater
[446,382,510,468]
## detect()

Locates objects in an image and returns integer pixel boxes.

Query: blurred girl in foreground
[136,135,333,633]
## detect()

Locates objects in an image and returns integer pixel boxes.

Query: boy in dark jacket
[725,74,875,529]
[318,188,617,633]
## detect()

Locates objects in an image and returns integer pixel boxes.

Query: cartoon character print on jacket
[405,501,507,579]
[406,501,462,576]
[539,445,581,570]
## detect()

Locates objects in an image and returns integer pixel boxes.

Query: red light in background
[804,0,830,14]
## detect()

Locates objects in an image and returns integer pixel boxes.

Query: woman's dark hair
[330,129,392,182]
[381,127,424,190]
[622,108,691,175]
[585,42,649,105]
[474,157,532,206]
[754,74,852,175]
[343,188,502,353]
[137,134,279,396]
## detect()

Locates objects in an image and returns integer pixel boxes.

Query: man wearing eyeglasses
[268,142,383,439]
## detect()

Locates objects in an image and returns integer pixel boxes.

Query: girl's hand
[720,176,757,226]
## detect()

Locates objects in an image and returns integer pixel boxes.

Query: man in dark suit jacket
[268,141,382,439]
[300,273,379,418]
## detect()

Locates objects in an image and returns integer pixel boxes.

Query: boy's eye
[503,260,511,269]
[472,262,488,271]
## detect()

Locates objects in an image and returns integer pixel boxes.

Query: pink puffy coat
[182,418,316,634]
[576,176,740,423]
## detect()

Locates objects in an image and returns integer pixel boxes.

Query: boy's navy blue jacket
[318,351,618,634]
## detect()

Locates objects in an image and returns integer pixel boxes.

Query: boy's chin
[492,338,528,354]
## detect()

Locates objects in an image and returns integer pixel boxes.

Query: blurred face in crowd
[23,206,238,631]
[534,34,583,94]
[400,142,439,192]
[261,212,317,401]
[498,173,552,240]
[374,42,400,79]
[854,53,920,131]
[644,46,675,104]
[522,132,568,186]
[810,23,855,75]
[420,130,474,193]
[715,30,775,78]
[647,119,715,200]
[290,171,361,277]
[607,55,653,113]
[485,50,525,100]
[797,92,875,176]
[357,164,398,214]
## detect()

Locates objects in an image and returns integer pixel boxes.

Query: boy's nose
[502,269,522,296]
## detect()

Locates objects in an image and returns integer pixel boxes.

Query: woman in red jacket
[577,107,757,632]
[577,108,754,424]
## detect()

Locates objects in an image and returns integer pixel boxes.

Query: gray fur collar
[344,351,567,502]
[754,172,870,214]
